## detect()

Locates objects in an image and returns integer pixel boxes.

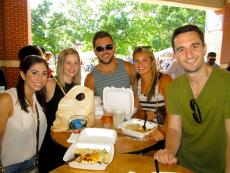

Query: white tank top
[1,88,47,167]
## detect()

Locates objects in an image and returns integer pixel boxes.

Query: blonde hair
[132,46,158,101]
[56,48,81,88]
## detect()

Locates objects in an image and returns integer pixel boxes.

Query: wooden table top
[49,154,194,173]
[51,119,157,154]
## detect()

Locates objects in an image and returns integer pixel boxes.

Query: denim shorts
[4,155,36,173]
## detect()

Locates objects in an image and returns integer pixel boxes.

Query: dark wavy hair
[17,55,48,112]
[171,24,204,51]
[18,45,43,63]
[92,31,114,48]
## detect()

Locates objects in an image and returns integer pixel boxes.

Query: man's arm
[154,114,182,164]
[225,119,230,173]
[84,72,95,94]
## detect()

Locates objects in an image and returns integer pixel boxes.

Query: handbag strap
[54,77,66,95]
[35,104,40,165]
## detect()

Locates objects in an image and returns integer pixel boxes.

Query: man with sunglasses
[154,25,230,173]
[84,31,132,99]
[206,51,220,68]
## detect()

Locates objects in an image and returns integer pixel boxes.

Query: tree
[32,0,206,56]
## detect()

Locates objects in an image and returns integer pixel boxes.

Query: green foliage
[31,0,206,55]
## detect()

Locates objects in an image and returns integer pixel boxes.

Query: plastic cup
[112,109,125,129]
[102,106,113,128]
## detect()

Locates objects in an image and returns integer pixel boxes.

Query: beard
[98,55,114,65]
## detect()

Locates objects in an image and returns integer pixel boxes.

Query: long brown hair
[132,46,159,101]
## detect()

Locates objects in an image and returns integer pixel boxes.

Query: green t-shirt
[167,68,230,173]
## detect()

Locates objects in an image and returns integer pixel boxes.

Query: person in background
[154,24,230,173]
[84,31,133,99]
[38,48,81,173]
[226,64,230,72]
[206,51,220,68]
[0,55,48,173]
[132,46,172,142]
[165,57,184,79]
[44,51,54,78]
[18,45,43,63]
[0,69,7,91]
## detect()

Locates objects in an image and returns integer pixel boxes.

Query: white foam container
[103,87,135,120]
[63,128,117,170]
[118,118,158,139]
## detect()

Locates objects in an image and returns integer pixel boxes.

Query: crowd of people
[0,24,230,173]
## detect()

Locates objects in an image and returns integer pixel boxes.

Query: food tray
[118,118,158,139]
[77,128,117,144]
[63,142,114,170]
[64,128,116,170]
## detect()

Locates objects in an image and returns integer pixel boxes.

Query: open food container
[103,87,136,120]
[63,128,117,170]
[118,118,158,139]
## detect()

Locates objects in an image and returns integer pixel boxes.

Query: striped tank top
[92,58,130,99]
[137,79,165,122]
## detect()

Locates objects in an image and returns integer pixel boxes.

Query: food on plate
[74,148,110,164]
[125,123,151,133]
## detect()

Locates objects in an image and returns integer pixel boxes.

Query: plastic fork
[142,111,147,130]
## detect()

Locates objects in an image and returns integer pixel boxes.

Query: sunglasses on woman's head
[95,44,113,52]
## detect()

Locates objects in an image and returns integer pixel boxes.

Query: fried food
[125,123,151,133]
[75,148,110,164]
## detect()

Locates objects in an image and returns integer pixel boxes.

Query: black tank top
[45,82,75,129]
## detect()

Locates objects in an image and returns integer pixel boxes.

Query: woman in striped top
[132,46,172,141]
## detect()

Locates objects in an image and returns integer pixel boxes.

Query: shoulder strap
[54,77,66,95]
[35,104,40,165]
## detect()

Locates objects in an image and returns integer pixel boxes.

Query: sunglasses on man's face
[209,58,216,62]
[190,98,202,123]
[95,44,113,52]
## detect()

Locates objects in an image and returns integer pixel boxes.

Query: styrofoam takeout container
[64,128,117,170]
[103,87,135,120]
[118,118,158,139]
[63,142,114,170]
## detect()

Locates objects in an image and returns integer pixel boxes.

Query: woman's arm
[0,93,13,156]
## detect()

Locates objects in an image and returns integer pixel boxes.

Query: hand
[154,149,178,164]
[147,129,164,142]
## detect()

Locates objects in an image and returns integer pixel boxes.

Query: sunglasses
[95,44,113,52]
[209,58,216,61]
[190,98,202,123]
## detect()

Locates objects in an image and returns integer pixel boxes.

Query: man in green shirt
[154,24,230,173]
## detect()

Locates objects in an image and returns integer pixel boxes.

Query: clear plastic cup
[112,109,125,129]
[102,106,113,128]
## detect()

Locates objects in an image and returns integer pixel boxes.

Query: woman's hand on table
[154,148,178,164]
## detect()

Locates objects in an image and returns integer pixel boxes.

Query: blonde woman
[38,48,81,173]
[132,46,172,142]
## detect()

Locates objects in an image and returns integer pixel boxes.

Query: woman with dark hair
[0,69,7,91]
[132,46,172,142]
[38,48,81,173]
[0,55,48,173]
